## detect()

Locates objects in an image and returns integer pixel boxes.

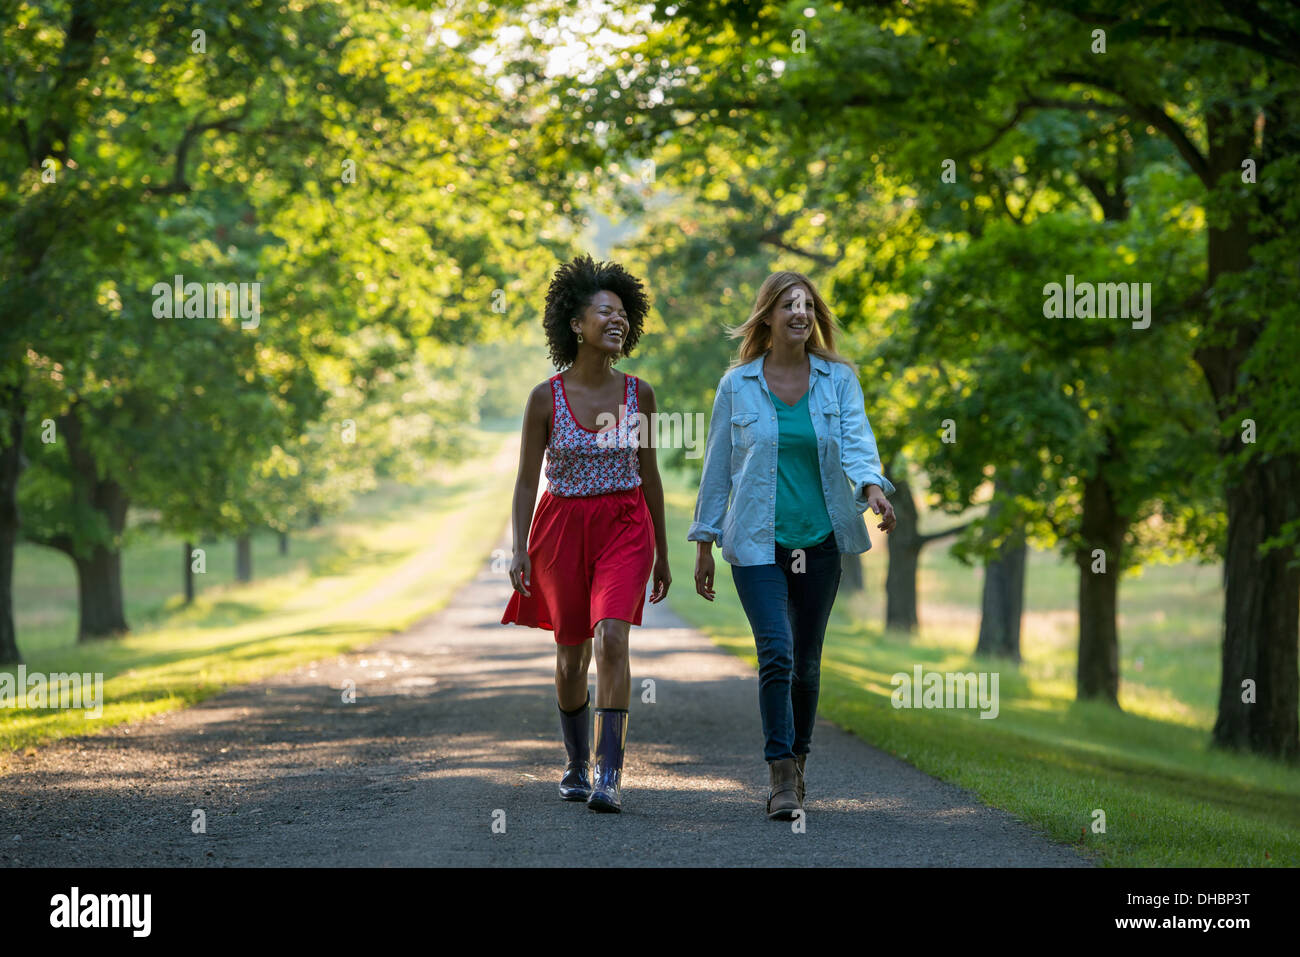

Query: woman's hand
[866,485,896,533]
[509,551,532,596]
[649,555,672,603]
[694,544,716,601]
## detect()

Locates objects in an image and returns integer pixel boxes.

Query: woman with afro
[501,254,671,813]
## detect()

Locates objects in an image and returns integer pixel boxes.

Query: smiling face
[571,289,628,356]
[767,283,815,344]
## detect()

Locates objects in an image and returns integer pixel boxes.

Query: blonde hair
[726,270,857,372]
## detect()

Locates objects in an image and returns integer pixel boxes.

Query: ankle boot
[766,758,801,820]
[587,708,628,813]
[795,753,806,804]
[557,693,591,801]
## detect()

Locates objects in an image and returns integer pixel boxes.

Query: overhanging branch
[1050,71,1212,186]
[919,519,974,545]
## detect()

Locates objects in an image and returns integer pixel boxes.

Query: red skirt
[501,485,655,645]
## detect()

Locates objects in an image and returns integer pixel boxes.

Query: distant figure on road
[689,270,896,821]
[502,254,671,813]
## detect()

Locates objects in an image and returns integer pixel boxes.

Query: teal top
[771,389,834,550]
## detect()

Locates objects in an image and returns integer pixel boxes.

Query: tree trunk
[278,530,288,556]
[0,380,25,665]
[307,506,321,528]
[1056,142,1133,679]
[236,534,252,582]
[1212,455,1300,758]
[73,542,128,641]
[884,476,921,633]
[183,540,194,604]
[1201,102,1300,760]
[840,550,863,592]
[977,545,1025,660]
[61,408,130,641]
[879,460,973,636]
[975,475,1025,661]
[1074,452,1127,705]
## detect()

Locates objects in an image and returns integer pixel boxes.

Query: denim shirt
[688,352,895,567]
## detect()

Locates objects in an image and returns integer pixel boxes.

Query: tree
[1,0,576,650]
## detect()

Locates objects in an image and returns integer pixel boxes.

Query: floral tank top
[545,372,642,497]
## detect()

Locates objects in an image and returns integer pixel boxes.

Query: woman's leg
[556,640,592,712]
[555,639,594,800]
[733,558,803,818]
[731,561,797,762]
[592,618,631,708]
[588,617,632,811]
[789,538,843,756]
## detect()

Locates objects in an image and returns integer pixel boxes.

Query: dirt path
[0,526,1092,867]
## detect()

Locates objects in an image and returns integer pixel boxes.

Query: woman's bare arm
[636,379,672,601]
[509,382,551,595]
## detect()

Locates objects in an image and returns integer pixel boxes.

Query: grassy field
[0,422,518,760]
[656,464,1300,867]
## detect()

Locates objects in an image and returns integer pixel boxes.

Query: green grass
[1,425,518,761]
[658,465,1300,867]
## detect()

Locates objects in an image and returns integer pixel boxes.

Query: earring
[576,332,584,343]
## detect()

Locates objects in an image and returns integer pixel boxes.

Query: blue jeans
[730,531,843,762]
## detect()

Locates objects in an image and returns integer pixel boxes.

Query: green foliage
[527,0,1294,577]
[0,1,584,656]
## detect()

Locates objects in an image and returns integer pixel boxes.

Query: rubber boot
[558,693,591,801]
[766,758,801,820]
[795,753,807,804]
[587,708,628,813]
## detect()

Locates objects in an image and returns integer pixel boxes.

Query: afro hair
[543,254,649,369]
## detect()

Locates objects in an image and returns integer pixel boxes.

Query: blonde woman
[688,270,896,820]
